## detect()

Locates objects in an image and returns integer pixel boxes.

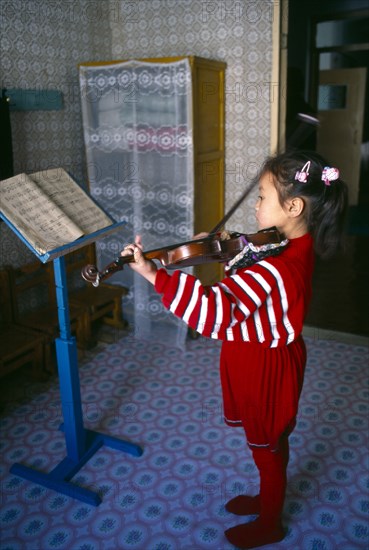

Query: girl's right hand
[192,232,209,240]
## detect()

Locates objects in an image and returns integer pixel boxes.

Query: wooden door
[317,68,367,205]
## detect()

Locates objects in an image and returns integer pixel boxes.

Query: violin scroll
[81,256,127,287]
[81,264,101,286]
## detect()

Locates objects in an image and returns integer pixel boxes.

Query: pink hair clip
[322,166,339,186]
[295,161,311,183]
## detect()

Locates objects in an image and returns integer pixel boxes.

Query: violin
[81,227,285,287]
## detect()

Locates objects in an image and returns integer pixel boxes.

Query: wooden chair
[7,261,92,371]
[65,244,129,334]
[0,268,46,380]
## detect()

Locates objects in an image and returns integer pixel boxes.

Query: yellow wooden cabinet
[190,57,226,285]
[80,56,226,285]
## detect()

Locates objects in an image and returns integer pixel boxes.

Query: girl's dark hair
[260,150,348,258]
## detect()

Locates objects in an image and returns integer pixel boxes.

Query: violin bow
[209,112,319,236]
[209,179,257,235]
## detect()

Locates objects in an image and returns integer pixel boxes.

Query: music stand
[1,216,143,506]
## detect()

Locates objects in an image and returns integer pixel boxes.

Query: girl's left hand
[120,235,157,285]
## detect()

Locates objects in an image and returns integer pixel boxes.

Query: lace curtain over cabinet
[79,59,194,343]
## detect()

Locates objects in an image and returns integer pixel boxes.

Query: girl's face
[255,171,290,232]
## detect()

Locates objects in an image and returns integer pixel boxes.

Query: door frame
[270,0,289,154]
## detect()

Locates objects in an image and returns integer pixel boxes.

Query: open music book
[0,168,113,255]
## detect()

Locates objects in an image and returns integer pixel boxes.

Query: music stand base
[10,428,143,506]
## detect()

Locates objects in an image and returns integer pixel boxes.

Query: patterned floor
[0,327,368,550]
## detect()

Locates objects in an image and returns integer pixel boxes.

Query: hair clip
[322,166,339,186]
[295,161,310,183]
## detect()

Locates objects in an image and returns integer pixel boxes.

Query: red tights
[224,437,289,548]
[251,436,289,526]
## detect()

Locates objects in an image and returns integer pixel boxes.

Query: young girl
[120,151,347,549]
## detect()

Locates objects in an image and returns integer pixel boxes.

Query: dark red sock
[278,434,290,468]
[225,494,260,515]
[224,446,287,548]
[252,446,287,527]
[224,517,285,549]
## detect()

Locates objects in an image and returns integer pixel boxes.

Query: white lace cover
[79,59,194,344]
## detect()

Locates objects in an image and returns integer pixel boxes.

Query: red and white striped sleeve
[154,265,276,340]
[153,233,313,345]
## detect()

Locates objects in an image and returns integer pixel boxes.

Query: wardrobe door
[191,57,226,285]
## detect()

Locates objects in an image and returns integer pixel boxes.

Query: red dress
[155,233,314,450]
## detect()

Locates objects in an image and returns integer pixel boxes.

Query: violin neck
[117,236,213,265]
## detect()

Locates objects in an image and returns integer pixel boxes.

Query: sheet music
[30,169,112,233]
[0,170,113,255]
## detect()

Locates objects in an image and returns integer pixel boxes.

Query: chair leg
[31,340,49,381]
[76,312,96,349]
[43,341,56,374]
[103,298,128,329]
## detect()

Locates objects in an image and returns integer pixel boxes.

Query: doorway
[317,67,367,205]
[286,1,369,337]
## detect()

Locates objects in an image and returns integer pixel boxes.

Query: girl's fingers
[120,244,135,257]
[134,235,143,248]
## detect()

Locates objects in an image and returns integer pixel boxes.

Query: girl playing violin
[120,150,347,549]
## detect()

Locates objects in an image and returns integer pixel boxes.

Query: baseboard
[303,325,369,347]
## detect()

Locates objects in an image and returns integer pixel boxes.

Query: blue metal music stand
[1,217,143,506]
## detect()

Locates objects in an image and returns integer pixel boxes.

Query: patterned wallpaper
[110,0,275,232]
[0,0,112,266]
[0,0,275,268]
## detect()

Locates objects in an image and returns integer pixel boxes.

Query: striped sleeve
[253,260,295,345]
[155,266,275,339]
[154,235,313,345]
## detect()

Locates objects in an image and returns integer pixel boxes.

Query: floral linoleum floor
[0,328,368,550]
